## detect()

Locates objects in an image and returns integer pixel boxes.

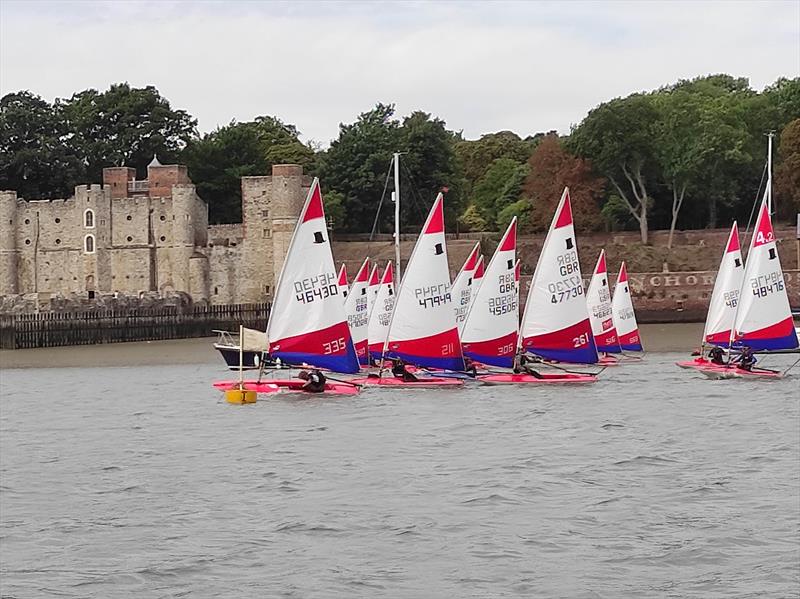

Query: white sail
[461,218,517,368]
[266,178,360,373]
[344,258,371,365]
[611,262,642,352]
[519,187,597,363]
[732,200,798,351]
[452,242,481,333]
[585,249,620,353]
[337,263,349,302]
[703,222,744,346]
[384,194,464,370]
[367,262,395,361]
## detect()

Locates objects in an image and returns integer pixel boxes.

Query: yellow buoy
[225,388,257,404]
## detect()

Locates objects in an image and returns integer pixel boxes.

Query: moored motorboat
[213,328,268,370]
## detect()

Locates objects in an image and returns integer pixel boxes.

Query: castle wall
[207,245,243,304]
[0,191,18,295]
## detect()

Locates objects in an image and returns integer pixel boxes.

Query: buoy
[225,388,257,404]
[225,324,257,404]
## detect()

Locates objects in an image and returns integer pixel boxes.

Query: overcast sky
[1,0,798,145]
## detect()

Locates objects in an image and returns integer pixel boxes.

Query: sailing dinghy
[519,188,599,366]
[677,223,743,371]
[367,264,380,313]
[214,178,361,395]
[611,262,643,355]
[586,249,621,364]
[462,218,519,368]
[344,258,372,366]
[452,242,481,332]
[468,207,596,384]
[351,194,465,388]
[697,200,798,379]
[367,262,395,363]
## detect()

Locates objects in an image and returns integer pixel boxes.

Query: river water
[1,336,799,598]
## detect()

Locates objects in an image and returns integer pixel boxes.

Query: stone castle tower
[0,161,311,308]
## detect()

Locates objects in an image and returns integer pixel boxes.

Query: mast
[393,152,401,279]
[766,132,774,215]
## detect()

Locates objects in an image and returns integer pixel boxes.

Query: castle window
[160,215,166,221]
[262,209,269,218]
[24,218,30,225]
[214,287,219,295]
[84,234,95,253]
[126,215,132,221]
[263,285,271,294]
[127,236,133,242]
[55,238,61,245]
[262,228,271,238]
[160,235,166,242]
[55,218,60,224]
[84,209,94,228]
[24,239,30,245]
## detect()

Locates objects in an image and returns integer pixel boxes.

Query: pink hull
[212,379,360,395]
[674,361,784,379]
[349,376,463,388]
[478,373,596,384]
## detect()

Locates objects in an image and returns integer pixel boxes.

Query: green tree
[569,94,659,243]
[60,83,197,183]
[181,116,314,223]
[398,111,466,229]
[317,103,400,233]
[774,118,800,219]
[454,131,536,191]
[470,157,528,229]
[0,91,82,198]
[457,204,487,232]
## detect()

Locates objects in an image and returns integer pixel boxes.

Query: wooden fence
[0,303,270,350]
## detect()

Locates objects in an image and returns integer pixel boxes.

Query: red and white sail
[469,255,486,313]
[611,262,643,352]
[267,178,360,373]
[367,262,395,362]
[586,249,620,353]
[367,264,380,313]
[344,258,371,365]
[519,188,598,363]
[703,222,744,347]
[337,263,349,302]
[461,218,518,368]
[732,201,798,351]
[452,242,481,332]
[385,194,465,370]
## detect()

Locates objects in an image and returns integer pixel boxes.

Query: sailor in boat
[512,352,543,378]
[463,356,478,378]
[734,347,757,372]
[298,369,327,393]
[391,359,418,382]
[708,346,726,366]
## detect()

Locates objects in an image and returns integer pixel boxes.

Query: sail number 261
[573,334,589,348]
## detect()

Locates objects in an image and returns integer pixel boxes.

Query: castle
[0,159,312,306]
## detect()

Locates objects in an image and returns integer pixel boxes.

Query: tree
[523,135,605,232]
[60,83,197,183]
[0,91,82,198]
[654,87,750,247]
[454,131,536,191]
[470,157,528,229]
[457,204,487,232]
[774,118,800,219]
[181,116,314,223]
[569,95,659,243]
[398,111,466,229]
[317,103,400,233]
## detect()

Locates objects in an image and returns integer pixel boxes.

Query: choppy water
[1,352,799,598]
